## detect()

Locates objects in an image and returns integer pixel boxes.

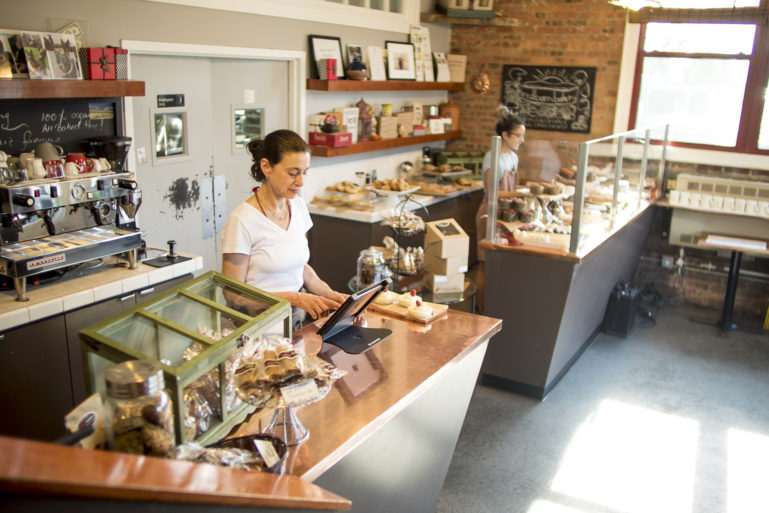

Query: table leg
[718,250,741,335]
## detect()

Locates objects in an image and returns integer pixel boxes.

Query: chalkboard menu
[501,65,596,133]
[0,98,121,156]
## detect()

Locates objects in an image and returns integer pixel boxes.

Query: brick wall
[446,0,627,151]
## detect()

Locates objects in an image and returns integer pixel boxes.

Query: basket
[209,434,288,473]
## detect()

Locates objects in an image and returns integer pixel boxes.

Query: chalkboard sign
[0,98,121,156]
[502,65,596,133]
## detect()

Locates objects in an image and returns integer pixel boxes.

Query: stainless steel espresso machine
[0,172,142,301]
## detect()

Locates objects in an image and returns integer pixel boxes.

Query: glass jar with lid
[357,246,386,289]
[105,360,175,457]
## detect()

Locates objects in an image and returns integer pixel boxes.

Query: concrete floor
[436,305,769,513]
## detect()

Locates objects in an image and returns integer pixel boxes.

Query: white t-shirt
[482,150,518,198]
[221,196,312,293]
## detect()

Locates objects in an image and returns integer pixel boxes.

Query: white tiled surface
[0,252,201,333]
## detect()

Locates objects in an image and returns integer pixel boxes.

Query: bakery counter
[1,310,502,513]
[480,202,656,398]
[0,251,204,442]
[308,187,483,291]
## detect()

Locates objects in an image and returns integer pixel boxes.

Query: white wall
[2,0,453,200]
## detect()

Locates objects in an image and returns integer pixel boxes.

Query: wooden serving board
[367,299,448,325]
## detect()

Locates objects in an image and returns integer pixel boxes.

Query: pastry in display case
[79,271,292,445]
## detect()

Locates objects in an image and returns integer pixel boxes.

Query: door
[130,54,289,272]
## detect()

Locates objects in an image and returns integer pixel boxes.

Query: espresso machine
[0,170,142,302]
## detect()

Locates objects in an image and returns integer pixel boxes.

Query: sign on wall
[502,65,596,133]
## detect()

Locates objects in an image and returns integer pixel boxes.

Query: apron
[476,169,517,261]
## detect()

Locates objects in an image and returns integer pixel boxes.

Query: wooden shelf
[420,12,518,26]
[0,80,145,99]
[310,130,462,157]
[307,79,464,91]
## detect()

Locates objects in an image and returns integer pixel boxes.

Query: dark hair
[247,129,309,182]
[494,105,525,137]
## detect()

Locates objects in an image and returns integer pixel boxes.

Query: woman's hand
[294,292,343,320]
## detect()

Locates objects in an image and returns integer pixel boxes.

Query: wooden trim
[420,12,518,26]
[0,80,145,99]
[310,130,463,157]
[307,79,465,91]
[629,6,769,24]
[0,436,350,509]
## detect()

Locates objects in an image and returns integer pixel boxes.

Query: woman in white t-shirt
[474,106,526,312]
[221,129,346,325]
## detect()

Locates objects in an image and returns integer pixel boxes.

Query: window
[629,1,769,154]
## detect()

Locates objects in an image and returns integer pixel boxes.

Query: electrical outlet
[661,255,674,269]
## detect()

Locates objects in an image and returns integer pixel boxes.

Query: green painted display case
[79,271,291,445]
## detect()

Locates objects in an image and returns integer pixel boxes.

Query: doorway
[123,41,305,272]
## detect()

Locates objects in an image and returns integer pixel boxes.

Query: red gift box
[79,47,116,80]
[308,132,352,147]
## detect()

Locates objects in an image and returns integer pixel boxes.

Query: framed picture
[346,43,364,66]
[385,41,416,81]
[308,34,345,80]
[367,46,386,81]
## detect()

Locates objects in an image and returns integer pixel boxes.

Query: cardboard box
[335,107,359,143]
[402,103,423,125]
[396,111,415,135]
[308,131,352,147]
[425,271,465,293]
[424,252,468,276]
[425,218,469,259]
[308,114,325,133]
[377,116,398,139]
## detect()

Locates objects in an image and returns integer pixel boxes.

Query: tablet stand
[322,324,392,354]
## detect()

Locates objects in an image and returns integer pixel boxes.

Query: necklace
[253,186,292,223]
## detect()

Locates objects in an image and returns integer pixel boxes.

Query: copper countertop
[233,309,502,482]
[0,309,501,508]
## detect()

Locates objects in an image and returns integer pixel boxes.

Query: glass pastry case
[487,125,670,257]
[79,271,291,445]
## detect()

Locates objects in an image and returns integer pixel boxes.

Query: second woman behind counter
[221,129,347,328]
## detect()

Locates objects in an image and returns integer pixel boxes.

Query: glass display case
[79,271,292,445]
[486,125,669,258]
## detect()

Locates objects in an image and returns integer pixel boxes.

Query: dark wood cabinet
[309,190,483,292]
[0,274,192,441]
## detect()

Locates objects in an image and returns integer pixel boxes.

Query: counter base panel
[313,340,487,513]
[481,207,654,399]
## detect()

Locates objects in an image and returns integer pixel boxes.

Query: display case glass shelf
[0,79,145,99]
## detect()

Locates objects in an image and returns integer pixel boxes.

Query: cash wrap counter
[0,309,502,512]
[480,201,655,399]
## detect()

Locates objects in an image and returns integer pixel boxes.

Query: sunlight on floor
[727,428,769,513]
[547,399,699,513]
[528,499,590,513]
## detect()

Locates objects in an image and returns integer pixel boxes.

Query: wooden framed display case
[79,271,291,445]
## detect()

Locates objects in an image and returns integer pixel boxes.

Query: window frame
[628,15,769,155]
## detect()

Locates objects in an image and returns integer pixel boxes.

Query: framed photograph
[47,33,82,80]
[366,46,386,81]
[0,35,18,79]
[21,31,51,79]
[385,41,416,81]
[346,43,364,66]
[308,34,345,80]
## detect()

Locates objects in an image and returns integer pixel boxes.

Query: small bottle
[105,360,175,456]
[371,169,378,182]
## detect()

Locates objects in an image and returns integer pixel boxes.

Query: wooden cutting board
[367,299,448,325]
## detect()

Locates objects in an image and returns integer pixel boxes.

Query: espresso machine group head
[0,171,143,301]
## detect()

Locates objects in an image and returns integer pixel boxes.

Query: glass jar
[357,246,386,288]
[105,360,175,456]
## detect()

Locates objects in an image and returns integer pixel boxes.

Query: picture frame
[346,43,364,66]
[308,34,345,80]
[385,41,416,81]
[366,46,386,81]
